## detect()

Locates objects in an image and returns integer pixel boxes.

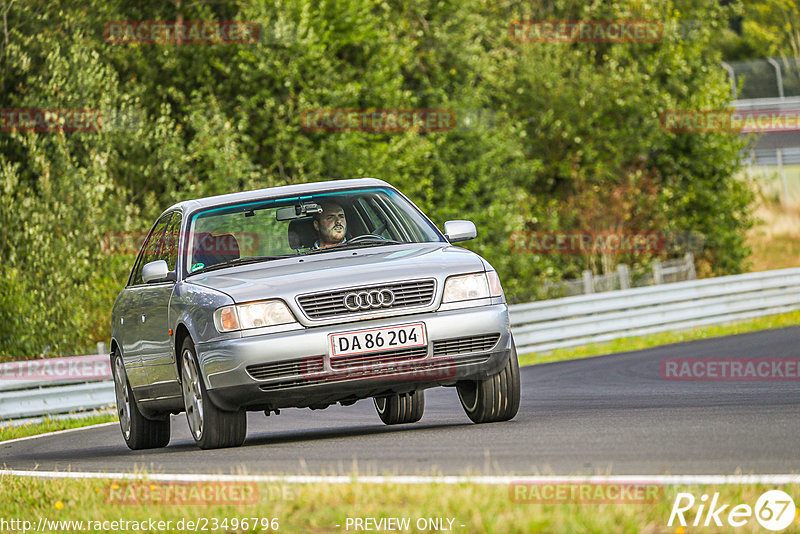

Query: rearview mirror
[142,260,174,283]
[444,220,477,243]
[276,202,323,221]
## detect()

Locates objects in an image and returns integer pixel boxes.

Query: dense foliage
[0,0,756,357]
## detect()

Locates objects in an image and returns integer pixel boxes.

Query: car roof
[164,177,391,216]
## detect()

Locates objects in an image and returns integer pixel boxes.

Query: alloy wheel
[113,357,131,440]
[181,349,204,440]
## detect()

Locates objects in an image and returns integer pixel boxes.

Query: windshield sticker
[190,262,205,272]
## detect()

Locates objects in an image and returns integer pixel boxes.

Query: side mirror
[444,220,477,243]
[142,260,174,283]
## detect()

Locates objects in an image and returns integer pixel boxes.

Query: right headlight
[213,299,297,332]
[442,271,504,303]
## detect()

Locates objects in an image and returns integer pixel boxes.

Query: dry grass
[744,164,800,271]
[747,201,800,271]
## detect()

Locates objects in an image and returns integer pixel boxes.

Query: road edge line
[1,470,799,485]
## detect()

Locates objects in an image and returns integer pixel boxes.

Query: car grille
[296,279,436,319]
[432,334,500,356]
[258,354,491,392]
[246,356,324,381]
[247,333,501,386]
[330,345,428,370]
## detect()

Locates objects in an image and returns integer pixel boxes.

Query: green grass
[519,309,800,366]
[0,412,118,442]
[0,476,797,533]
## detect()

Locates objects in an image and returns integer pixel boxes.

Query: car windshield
[185,187,446,275]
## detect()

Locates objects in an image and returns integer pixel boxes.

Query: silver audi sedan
[111,178,520,449]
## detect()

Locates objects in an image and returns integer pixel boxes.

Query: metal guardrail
[2,267,800,421]
[0,354,111,392]
[0,355,114,421]
[509,267,800,353]
[0,382,115,421]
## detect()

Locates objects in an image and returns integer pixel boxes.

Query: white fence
[2,267,800,421]
[541,253,696,298]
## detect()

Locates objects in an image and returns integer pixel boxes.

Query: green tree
[0,0,754,356]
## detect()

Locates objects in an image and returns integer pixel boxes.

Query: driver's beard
[325,227,345,244]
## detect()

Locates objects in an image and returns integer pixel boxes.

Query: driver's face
[314,204,346,247]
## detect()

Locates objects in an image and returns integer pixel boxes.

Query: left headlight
[442,271,504,303]
[213,300,297,332]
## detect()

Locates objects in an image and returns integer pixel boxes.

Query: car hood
[185,243,484,304]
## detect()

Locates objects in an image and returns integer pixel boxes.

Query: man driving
[312,201,347,249]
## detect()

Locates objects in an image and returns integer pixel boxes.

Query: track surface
[3,327,799,476]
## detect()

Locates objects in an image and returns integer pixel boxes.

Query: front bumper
[196,303,512,411]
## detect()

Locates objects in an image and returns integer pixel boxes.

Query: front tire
[456,339,521,423]
[374,390,425,425]
[112,350,170,450]
[180,337,246,449]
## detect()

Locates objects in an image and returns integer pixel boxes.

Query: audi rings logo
[343,289,396,311]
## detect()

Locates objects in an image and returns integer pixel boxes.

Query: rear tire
[374,390,425,425]
[112,350,170,450]
[456,338,521,423]
[180,337,246,449]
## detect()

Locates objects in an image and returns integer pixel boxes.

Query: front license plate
[329,323,427,357]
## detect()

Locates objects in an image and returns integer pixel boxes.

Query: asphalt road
[3,327,799,476]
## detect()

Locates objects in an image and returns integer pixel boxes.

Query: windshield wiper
[187,255,292,276]
[346,235,404,245]
[303,238,405,255]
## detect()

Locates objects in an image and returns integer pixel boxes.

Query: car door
[140,211,183,399]
[125,213,172,390]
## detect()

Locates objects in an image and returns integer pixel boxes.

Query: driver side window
[129,213,172,286]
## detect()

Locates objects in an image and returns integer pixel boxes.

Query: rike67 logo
[669,490,797,531]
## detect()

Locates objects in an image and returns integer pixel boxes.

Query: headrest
[288,218,317,249]
[191,232,240,267]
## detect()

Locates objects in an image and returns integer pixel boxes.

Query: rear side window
[129,213,172,286]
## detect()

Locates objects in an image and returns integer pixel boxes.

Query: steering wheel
[347,234,390,244]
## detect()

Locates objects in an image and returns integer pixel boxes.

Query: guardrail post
[778,148,788,209]
[617,264,630,289]
[684,253,696,280]
[653,260,664,284]
[582,270,594,294]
